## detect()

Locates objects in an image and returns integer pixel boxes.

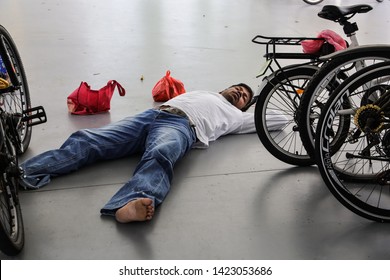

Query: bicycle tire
[0,117,24,255]
[0,25,32,153]
[297,49,390,161]
[303,0,324,5]
[255,65,319,166]
[315,61,390,222]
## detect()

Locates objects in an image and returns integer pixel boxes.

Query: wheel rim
[261,74,312,161]
[303,57,390,154]
[0,32,31,152]
[0,134,20,243]
[317,62,390,221]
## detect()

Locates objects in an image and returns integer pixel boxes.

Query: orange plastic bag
[152,70,186,102]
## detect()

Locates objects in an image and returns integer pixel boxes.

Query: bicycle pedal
[22,106,47,126]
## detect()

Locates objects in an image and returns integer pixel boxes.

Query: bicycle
[314,61,390,222]
[253,4,373,166]
[0,24,47,256]
[0,24,34,153]
[297,7,390,163]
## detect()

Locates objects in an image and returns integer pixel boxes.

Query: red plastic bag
[67,80,125,115]
[152,70,186,102]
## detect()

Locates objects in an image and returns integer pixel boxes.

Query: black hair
[230,83,254,112]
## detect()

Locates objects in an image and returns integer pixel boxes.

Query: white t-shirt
[164,90,254,148]
[163,90,287,148]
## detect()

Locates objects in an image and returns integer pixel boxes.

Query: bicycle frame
[256,4,370,82]
[333,64,390,118]
[251,4,377,167]
[250,5,365,122]
[317,44,390,121]
[252,7,371,111]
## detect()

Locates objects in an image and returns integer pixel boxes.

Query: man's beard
[220,92,234,105]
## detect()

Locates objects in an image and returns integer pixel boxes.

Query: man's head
[220,83,254,111]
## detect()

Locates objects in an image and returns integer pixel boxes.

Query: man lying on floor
[20,83,287,223]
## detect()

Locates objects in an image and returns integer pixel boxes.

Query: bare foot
[115,198,154,223]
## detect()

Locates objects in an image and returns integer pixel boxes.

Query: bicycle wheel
[298,49,390,160]
[303,0,324,5]
[0,117,24,255]
[315,61,390,222]
[0,25,32,153]
[255,65,319,166]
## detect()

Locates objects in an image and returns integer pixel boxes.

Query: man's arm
[238,110,288,134]
[238,112,256,134]
[265,110,288,131]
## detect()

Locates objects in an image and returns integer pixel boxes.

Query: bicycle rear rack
[252,35,324,60]
[252,35,324,78]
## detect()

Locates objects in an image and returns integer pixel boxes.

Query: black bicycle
[315,61,390,222]
[252,4,373,166]
[0,24,47,256]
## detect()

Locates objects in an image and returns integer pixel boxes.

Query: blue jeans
[20,109,197,216]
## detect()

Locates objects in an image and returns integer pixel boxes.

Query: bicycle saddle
[318,4,372,22]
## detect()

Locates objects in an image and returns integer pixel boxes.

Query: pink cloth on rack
[301,29,347,54]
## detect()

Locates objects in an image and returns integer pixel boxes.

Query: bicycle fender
[261,64,320,82]
[256,76,270,96]
[319,44,390,61]
[255,64,320,95]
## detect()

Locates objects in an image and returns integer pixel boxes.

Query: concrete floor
[1,0,390,260]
